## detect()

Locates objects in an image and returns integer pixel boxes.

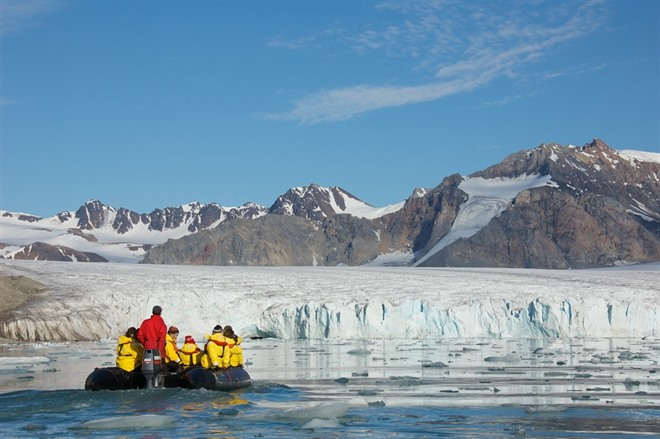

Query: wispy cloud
[0,0,61,37]
[0,98,19,107]
[269,0,609,124]
[268,74,494,124]
[266,35,319,50]
[542,63,608,80]
[477,95,524,109]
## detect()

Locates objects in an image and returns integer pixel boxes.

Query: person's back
[164,326,182,372]
[222,325,244,368]
[201,325,226,369]
[179,336,202,367]
[137,306,167,358]
[116,327,142,373]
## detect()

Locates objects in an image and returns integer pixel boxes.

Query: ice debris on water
[422,361,448,368]
[0,356,51,368]
[525,405,566,413]
[218,408,239,417]
[484,353,520,363]
[72,414,176,430]
[270,402,355,422]
[301,416,342,429]
[347,348,371,355]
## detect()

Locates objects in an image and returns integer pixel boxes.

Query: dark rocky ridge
[12,242,109,263]
[73,200,267,234]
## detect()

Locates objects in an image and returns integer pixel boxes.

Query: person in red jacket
[137,305,167,359]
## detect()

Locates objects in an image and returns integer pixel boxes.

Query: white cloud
[270,1,609,124]
[542,63,608,80]
[0,0,61,37]
[268,73,496,124]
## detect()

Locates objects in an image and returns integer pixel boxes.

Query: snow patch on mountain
[364,250,415,267]
[414,174,556,266]
[617,149,660,164]
[341,198,405,220]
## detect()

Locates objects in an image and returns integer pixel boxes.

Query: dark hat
[152,305,162,315]
[125,327,137,337]
[168,326,179,334]
[212,325,222,333]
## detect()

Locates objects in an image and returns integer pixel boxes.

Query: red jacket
[137,314,167,358]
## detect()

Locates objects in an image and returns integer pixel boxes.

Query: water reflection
[1,337,658,408]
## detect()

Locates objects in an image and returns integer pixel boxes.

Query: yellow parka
[165,333,181,364]
[200,333,227,369]
[178,342,202,367]
[222,336,244,368]
[116,335,143,372]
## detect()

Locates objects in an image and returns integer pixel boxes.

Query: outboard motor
[142,349,163,388]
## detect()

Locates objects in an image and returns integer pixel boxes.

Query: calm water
[0,337,658,438]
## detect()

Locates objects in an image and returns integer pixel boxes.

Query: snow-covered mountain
[410,139,660,268]
[2,138,659,268]
[0,185,403,263]
[270,184,404,221]
[144,139,658,268]
[0,201,267,263]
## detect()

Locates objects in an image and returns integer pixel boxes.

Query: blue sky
[1,0,658,217]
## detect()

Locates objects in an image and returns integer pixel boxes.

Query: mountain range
[1,139,658,268]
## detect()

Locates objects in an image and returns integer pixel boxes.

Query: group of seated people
[116,324,243,374]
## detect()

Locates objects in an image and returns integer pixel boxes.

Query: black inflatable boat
[85,366,252,391]
[85,348,251,391]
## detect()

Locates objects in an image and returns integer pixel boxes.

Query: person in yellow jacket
[221,325,244,368]
[178,335,203,367]
[201,325,227,370]
[116,327,143,373]
[165,326,182,372]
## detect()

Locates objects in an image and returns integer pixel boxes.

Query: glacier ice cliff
[0,261,657,341]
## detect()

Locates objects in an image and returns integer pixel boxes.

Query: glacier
[0,260,660,341]
[0,260,658,342]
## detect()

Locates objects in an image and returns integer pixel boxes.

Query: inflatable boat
[180,366,252,391]
[84,367,147,391]
[85,349,251,391]
[85,365,251,391]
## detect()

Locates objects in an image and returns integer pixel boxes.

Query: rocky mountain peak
[75,200,116,230]
[269,183,366,222]
[582,137,609,152]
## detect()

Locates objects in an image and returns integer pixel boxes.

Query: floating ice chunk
[302,416,342,429]
[484,354,521,363]
[525,405,566,413]
[271,402,354,422]
[72,414,176,430]
[422,361,448,368]
[347,348,371,355]
[0,356,50,369]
